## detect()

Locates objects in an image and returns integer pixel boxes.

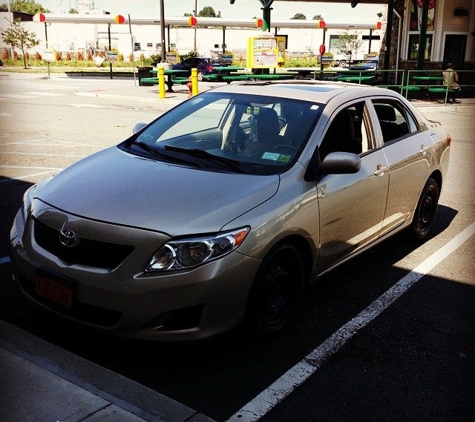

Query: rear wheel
[197,71,203,81]
[410,177,439,240]
[245,243,304,337]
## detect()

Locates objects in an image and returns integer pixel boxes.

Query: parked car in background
[10,81,451,342]
[349,56,380,70]
[172,57,223,81]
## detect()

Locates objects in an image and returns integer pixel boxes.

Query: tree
[336,31,363,62]
[68,8,79,14]
[291,12,306,20]
[0,0,48,14]
[198,6,217,17]
[313,14,324,20]
[1,18,40,68]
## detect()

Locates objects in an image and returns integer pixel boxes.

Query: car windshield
[132,92,322,175]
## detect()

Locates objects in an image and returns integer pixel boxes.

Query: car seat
[374,104,406,142]
[242,107,282,158]
[319,109,362,159]
[255,108,280,143]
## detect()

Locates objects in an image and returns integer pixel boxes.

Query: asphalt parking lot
[0,72,474,422]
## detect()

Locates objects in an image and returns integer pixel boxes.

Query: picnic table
[204,70,296,84]
[335,75,375,84]
[213,66,246,74]
[200,66,245,82]
[148,69,189,92]
[286,67,321,79]
[412,76,444,100]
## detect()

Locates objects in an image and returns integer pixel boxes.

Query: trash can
[137,66,153,86]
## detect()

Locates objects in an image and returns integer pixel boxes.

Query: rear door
[369,99,435,236]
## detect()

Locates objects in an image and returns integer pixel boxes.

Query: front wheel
[410,177,440,241]
[245,243,304,337]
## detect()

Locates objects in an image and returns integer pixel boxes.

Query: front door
[443,35,467,72]
[316,102,389,271]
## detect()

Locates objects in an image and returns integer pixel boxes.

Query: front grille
[17,274,122,328]
[34,218,134,270]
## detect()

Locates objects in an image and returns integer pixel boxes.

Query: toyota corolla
[9,81,450,341]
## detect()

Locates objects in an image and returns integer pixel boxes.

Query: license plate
[35,268,77,309]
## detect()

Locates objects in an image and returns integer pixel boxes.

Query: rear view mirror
[133,122,148,134]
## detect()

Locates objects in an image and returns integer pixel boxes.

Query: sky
[39,0,385,23]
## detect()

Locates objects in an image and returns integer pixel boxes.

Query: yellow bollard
[158,67,166,99]
[191,68,198,97]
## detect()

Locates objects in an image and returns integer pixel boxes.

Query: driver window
[320,102,375,159]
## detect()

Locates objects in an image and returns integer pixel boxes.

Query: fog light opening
[143,305,204,331]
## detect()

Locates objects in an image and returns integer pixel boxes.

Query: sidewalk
[0,320,215,422]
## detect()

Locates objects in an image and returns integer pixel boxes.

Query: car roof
[205,80,402,105]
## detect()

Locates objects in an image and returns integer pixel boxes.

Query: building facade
[1,0,473,73]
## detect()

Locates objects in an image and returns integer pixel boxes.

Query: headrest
[326,109,355,138]
[374,104,396,122]
[256,108,280,136]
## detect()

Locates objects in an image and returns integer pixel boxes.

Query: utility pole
[193,0,197,51]
[417,0,430,70]
[159,0,166,62]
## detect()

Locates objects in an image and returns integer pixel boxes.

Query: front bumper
[9,204,260,341]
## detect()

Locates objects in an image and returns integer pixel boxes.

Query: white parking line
[29,92,64,97]
[0,94,37,99]
[1,151,85,158]
[228,221,475,422]
[0,171,60,182]
[0,165,61,171]
[70,104,106,108]
[0,165,62,183]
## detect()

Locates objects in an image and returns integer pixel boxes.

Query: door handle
[420,144,430,155]
[374,164,388,176]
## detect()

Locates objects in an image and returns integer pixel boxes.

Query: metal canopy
[274,0,387,3]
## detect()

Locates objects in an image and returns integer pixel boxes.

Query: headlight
[21,185,37,221]
[146,227,250,272]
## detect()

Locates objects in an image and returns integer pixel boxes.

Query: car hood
[35,146,279,235]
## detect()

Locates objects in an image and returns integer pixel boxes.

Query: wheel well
[429,170,442,193]
[275,235,313,286]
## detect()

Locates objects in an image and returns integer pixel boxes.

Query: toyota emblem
[59,228,77,248]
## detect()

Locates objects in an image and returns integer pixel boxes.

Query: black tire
[245,243,304,337]
[410,177,439,241]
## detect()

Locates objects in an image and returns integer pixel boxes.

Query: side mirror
[133,122,148,134]
[321,151,361,174]
[304,150,361,181]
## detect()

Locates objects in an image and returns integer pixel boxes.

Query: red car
[172,57,223,81]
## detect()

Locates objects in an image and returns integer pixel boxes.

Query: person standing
[442,62,461,103]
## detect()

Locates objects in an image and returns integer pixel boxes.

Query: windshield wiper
[163,145,247,173]
[132,142,201,167]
